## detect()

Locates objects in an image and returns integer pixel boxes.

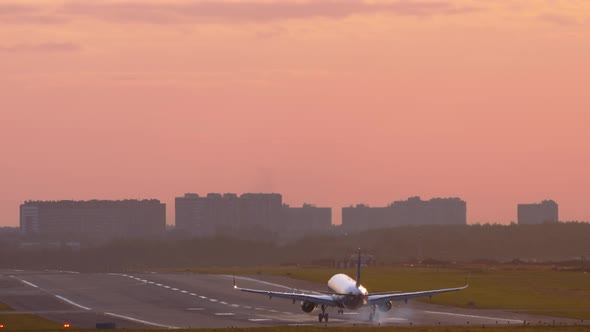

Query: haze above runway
[0,269,583,329]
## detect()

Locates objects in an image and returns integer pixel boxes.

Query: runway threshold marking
[54,295,91,311]
[424,311,524,323]
[214,312,235,316]
[105,312,179,329]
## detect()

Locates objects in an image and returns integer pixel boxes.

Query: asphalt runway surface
[0,269,584,329]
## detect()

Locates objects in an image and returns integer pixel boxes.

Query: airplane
[234,249,468,323]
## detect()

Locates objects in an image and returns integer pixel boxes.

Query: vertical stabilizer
[356,248,361,287]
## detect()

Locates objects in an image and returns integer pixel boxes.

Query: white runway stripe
[105,312,178,329]
[424,311,524,323]
[16,278,39,288]
[54,295,91,311]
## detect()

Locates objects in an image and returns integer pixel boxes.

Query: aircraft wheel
[324,313,329,322]
[318,313,324,322]
[369,312,374,321]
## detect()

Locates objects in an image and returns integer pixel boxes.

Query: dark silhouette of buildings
[342,196,466,231]
[175,193,331,238]
[517,200,558,225]
[19,200,166,242]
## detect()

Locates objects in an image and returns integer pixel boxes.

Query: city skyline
[2,0,590,227]
[11,194,571,227]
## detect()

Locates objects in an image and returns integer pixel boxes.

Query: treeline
[1,223,589,272]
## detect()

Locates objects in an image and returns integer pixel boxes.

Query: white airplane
[234,249,468,323]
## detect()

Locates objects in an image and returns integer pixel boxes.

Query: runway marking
[199,296,207,299]
[12,277,39,288]
[255,307,264,311]
[163,286,171,289]
[244,306,252,309]
[148,282,155,284]
[343,312,359,315]
[268,309,279,313]
[385,317,408,321]
[105,312,179,329]
[231,304,240,308]
[54,295,91,311]
[249,318,272,322]
[230,276,322,294]
[288,323,312,326]
[180,290,188,293]
[281,311,292,315]
[219,301,228,305]
[189,293,197,296]
[171,288,179,291]
[424,311,524,323]
[156,284,163,286]
[214,312,235,316]
[186,308,205,311]
[209,299,218,302]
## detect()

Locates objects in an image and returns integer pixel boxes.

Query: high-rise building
[175,193,239,236]
[19,200,166,242]
[342,197,466,231]
[282,203,332,237]
[517,200,558,225]
[238,193,283,232]
[175,193,282,236]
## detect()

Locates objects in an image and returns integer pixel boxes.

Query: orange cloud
[60,0,480,24]
[0,3,67,24]
[0,42,81,53]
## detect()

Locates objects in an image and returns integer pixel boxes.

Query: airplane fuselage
[327,273,368,310]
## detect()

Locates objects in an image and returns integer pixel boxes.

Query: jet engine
[378,301,392,312]
[301,301,316,313]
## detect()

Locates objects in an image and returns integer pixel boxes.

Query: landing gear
[337,309,344,315]
[318,305,329,323]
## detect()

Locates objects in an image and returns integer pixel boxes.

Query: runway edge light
[63,322,71,329]
[0,323,4,329]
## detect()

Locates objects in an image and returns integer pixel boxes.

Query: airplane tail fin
[356,248,361,287]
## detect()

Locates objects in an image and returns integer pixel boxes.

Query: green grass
[0,302,13,311]
[0,308,587,332]
[138,328,590,332]
[0,314,67,331]
[182,266,590,320]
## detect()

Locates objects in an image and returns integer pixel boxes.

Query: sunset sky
[1,0,589,226]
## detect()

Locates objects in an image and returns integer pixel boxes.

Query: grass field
[0,302,13,311]
[0,314,587,332]
[0,313,65,331]
[179,266,590,320]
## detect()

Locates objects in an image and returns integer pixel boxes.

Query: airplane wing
[235,286,340,307]
[367,285,468,306]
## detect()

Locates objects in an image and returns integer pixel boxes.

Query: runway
[0,269,583,329]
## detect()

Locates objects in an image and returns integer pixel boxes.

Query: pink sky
[1,0,590,226]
